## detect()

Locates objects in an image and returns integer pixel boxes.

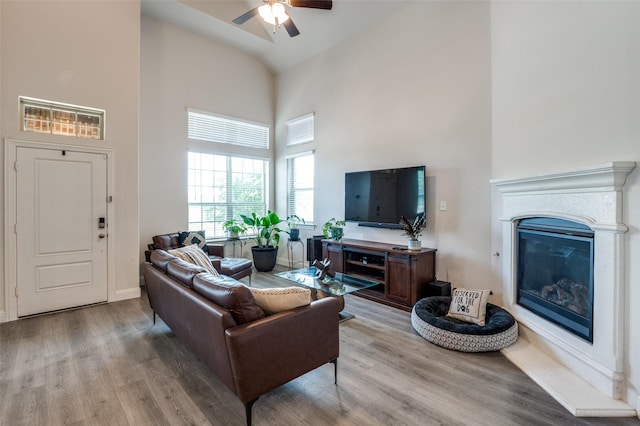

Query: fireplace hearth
[516,217,594,342]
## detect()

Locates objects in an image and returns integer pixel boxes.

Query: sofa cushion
[150,249,177,272]
[166,258,208,289]
[179,230,208,251]
[192,274,265,324]
[152,233,180,250]
[168,244,220,276]
[249,286,311,315]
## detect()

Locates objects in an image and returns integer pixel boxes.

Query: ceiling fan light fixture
[258,3,290,26]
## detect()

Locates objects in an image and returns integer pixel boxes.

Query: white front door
[16,147,108,317]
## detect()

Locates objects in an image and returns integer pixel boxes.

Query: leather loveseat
[146,232,253,282]
[143,249,340,425]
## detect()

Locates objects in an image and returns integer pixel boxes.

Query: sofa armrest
[225,297,340,403]
[207,244,224,258]
[210,257,222,272]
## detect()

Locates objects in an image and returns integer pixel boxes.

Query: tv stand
[322,238,436,311]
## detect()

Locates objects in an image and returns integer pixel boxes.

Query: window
[20,97,104,140]
[188,152,268,238]
[287,152,314,223]
[188,109,269,149]
[286,113,314,146]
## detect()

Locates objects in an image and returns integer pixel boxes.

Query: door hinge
[107,195,113,203]
[14,223,17,235]
[13,161,17,172]
[15,286,18,298]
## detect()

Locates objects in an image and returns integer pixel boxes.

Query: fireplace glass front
[516,217,594,342]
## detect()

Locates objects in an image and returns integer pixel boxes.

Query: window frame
[286,150,315,225]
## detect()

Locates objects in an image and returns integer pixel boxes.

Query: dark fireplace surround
[516,217,594,342]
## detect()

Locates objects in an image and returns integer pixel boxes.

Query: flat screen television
[344,165,426,229]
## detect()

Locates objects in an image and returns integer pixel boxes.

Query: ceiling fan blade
[289,0,332,10]
[283,18,300,37]
[233,6,259,25]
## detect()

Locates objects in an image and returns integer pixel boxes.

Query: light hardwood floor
[1,267,638,426]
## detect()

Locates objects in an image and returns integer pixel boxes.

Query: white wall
[0,0,141,319]
[275,1,494,292]
[491,0,640,410]
[139,17,275,261]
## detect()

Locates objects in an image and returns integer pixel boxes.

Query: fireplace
[516,217,594,342]
[492,162,636,413]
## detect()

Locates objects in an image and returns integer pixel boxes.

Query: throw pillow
[250,286,311,315]
[446,288,491,326]
[178,230,208,251]
[168,244,220,276]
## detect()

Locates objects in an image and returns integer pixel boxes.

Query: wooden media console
[322,238,436,311]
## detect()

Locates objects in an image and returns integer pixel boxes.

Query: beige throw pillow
[168,244,220,276]
[447,288,491,326]
[250,286,311,314]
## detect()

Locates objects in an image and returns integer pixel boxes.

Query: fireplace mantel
[491,161,636,417]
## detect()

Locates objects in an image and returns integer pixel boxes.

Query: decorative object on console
[399,213,426,250]
[178,230,208,250]
[222,219,247,240]
[313,258,336,280]
[322,218,346,241]
[286,214,305,241]
[241,210,286,272]
[446,288,491,326]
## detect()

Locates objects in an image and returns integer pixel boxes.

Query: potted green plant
[400,213,426,250]
[241,210,285,272]
[286,214,305,241]
[322,218,346,241]
[222,219,247,240]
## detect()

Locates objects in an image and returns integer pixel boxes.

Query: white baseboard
[112,286,141,302]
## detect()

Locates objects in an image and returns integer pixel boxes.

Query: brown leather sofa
[143,249,340,426]
[146,232,253,283]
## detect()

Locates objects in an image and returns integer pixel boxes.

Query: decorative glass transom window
[187,109,269,149]
[20,97,105,140]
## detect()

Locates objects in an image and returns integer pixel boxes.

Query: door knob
[98,233,106,239]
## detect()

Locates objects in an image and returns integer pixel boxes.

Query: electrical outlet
[440,201,447,211]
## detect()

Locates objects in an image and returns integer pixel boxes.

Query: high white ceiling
[141,0,412,74]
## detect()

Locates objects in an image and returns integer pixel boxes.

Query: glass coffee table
[274,267,380,321]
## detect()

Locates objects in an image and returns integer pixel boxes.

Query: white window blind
[286,113,314,146]
[188,109,269,149]
[20,97,104,140]
[287,152,314,223]
[188,151,268,238]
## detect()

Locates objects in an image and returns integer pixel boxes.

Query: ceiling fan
[233,0,333,37]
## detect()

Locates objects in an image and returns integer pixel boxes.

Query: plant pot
[330,227,344,241]
[407,239,421,251]
[251,246,279,272]
[227,231,239,240]
[289,229,300,241]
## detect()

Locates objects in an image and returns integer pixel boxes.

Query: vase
[331,227,344,241]
[251,246,278,272]
[407,239,421,251]
[289,229,300,241]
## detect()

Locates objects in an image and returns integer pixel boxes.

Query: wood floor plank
[0,267,638,426]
